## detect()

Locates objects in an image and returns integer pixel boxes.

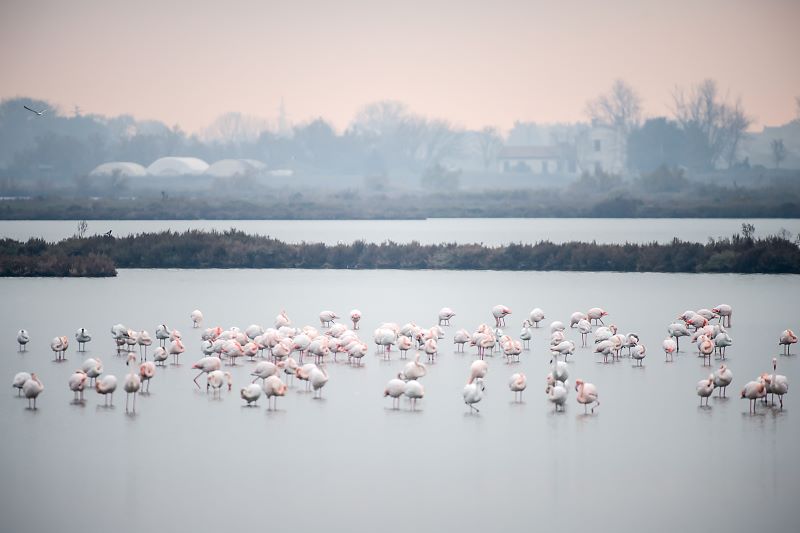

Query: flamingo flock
[7,301,792,419]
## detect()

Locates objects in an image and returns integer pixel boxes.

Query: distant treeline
[1,228,798,277]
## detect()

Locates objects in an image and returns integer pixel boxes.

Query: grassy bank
[1,227,798,276]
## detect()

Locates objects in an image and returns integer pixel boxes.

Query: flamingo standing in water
[68,369,88,401]
[139,360,156,393]
[713,364,733,397]
[696,374,714,406]
[529,308,545,328]
[765,358,789,408]
[631,344,646,366]
[310,366,328,398]
[404,380,424,411]
[509,372,527,402]
[575,379,599,413]
[570,311,588,328]
[384,375,406,409]
[396,335,413,359]
[124,354,142,412]
[492,305,511,327]
[453,329,470,353]
[74,328,91,351]
[668,322,690,352]
[663,338,677,362]
[469,360,488,384]
[741,378,766,413]
[168,338,185,364]
[423,338,438,363]
[240,383,262,406]
[155,324,170,348]
[712,304,732,328]
[81,358,103,386]
[262,375,288,410]
[438,307,456,326]
[192,356,222,388]
[350,309,362,330]
[587,307,607,325]
[50,336,69,361]
[153,347,168,366]
[275,310,291,329]
[779,329,797,355]
[714,331,733,359]
[22,374,43,409]
[137,331,152,360]
[463,377,485,413]
[698,335,714,367]
[95,374,118,406]
[319,310,339,328]
[519,321,532,349]
[17,329,30,351]
[545,377,568,412]
[577,319,592,348]
[400,354,427,381]
[190,309,203,328]
[206,370,232,395]
[13,372,31,396]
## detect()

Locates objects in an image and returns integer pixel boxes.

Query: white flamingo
[404,380,424,411]
[124,354,142,412]
[384,376,406,409]
[17,329,30,351]
[262,375,288,410]
[509,372,527,402]
[712,304,732,327]
[529,308,545,327]
[68,369,88,401]
[779,329,797,355]
[12,372,31,396]
[438,307,456,326]
[453,329,471,353]
[190,309,203,328]
[741,378,766,413]
[74,328,91,351]
[570,311,588,328]
[22,373,44,409]
[400,353,427,381]
[310,366,328,398]
[81,358,103,385]
[765,358,789,408]
[663,338,677,362]
[206,370,232,395]
[350,309,362,330]
[713,364,733,397]
[192,356,222,388]
[587,307,608,325]
[95,375,118,406]
[50,336,69,361]
[696,374,714,406]
[546,377,568,412]
[319,310,339,328]
[463,377,485,413]
[240,383,262,406]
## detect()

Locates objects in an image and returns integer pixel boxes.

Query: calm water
[1,218,798,244]
[1,269,798,533]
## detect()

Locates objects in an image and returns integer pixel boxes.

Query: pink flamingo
[575,379,599,413]
[492,305,512,327]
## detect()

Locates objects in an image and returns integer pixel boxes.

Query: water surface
[1,269,798,532]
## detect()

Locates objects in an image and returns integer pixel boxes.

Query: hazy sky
[1,0,798,133]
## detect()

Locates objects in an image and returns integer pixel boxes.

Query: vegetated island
[1,226,798,277]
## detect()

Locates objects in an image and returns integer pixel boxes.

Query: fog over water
[2,268,798,533]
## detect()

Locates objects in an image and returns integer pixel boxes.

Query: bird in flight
[23,105,46,116]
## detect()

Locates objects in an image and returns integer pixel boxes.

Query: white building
[497,145,577,175]
[147,157,210,176]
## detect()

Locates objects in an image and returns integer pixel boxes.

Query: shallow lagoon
[2,268,799,532]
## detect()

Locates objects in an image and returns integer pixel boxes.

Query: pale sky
[1,0,798,133]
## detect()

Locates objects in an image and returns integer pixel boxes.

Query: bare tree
[585,80,642,171]
[671,79,752,169]
[472,127,504,171]
[202,112,269,144]
[585,79,642,135]
[771,139,787,169]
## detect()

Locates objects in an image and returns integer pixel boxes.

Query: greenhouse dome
[146,157,210,176]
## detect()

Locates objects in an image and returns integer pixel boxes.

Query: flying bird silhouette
[23,105,45,116]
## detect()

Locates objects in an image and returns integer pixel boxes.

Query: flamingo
[545,378,568,412]
[155,324,170,348]
[667,322,690,352]
[374,327,397,359]
[251,360,280,383]
[206,370,232,395]
[74,328,91,351]
[275,310,291,329]
[347,341,368,366]
[575,379,599,413]
[685,314,708,331]
[139,360,156,393]
[169,329,182,342]
[453,329,470,353]
[550,321,565,333]
[153,347,168,366]
[168,339,185,364]
[222,340,244,366]
[81,357,103,386]
[663,338,677,362]
[587,307,608,325]
[713,364,733,397]
[594,339,614,364]
[696,308,719,321]
[350,309,362,330]
[519,320,533,349]
[245,324,265,341]
[631,343,646,366]
[712,304,732,328]
[401,353,427,381]
[404,380,424,411]
[310,366,328,398]
[423,338,438,363]
[463,378,485,413]
[438,307,456,326]
[384,376,406,409]
[492,305,512,327]
[529,308,545,327]
[549,356,569,385]
[283,356,299,385]
[319,310,339,328]
[242,341,259,361]
[192,356,223,388]
[779,329,797,355]
[13,372,31,396]
[22,373,43,409]
[714,331,732,358]
[190,309,203,328]
[95,375,118,406]
[17,329,30,351]
[240,383,262,406]
[124,354,142,412]
[551,340,576,362]
[296,363,316,391]
[570,312,588,328]
[509,372,527,402]
[502,338,522,363]
[765,358,789,408]
[137,330,152,360]
[469,359,488,384]
[68,370,88,401]
[696,374,714,406]
[741,378,766,413]
[396,335,413,359]
[577,319,592,347]
[263,375,288,410]
[50,336,69,361]
[698,335,714,367]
